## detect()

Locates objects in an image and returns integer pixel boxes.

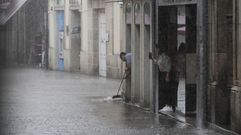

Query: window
[144,3,151,25]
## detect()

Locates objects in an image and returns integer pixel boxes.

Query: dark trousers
[159,72,177,109]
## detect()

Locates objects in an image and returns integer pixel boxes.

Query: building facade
[122,0,198,113]
[207,0,241,133]
[122,0,153,108]
[48,0,123,78]
[123,0,241,134]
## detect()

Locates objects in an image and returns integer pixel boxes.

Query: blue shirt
[125,53,131,68]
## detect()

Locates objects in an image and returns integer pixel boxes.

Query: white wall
[48,0,57,70]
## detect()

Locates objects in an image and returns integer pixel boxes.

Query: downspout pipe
[152,0,158,114]
[197,0,208,128]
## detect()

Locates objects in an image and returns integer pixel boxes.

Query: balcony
[54,0,64,10]
[69,0,81,10]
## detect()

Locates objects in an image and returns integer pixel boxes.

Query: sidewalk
[158,111,239,135]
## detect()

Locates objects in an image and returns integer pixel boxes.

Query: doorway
[70,10,81,71]
[98,13,107,77]
[157,5,197,115]
[56,11,64,71]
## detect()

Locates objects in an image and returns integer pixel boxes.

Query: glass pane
[177,6,186,50]
[135,4,140,25]
[126,3,132,24]
[186,5,196,53]
[144,3,150,25]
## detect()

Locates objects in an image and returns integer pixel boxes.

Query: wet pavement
[0,67,229,135]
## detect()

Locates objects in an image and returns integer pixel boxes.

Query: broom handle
[116,71,126,95]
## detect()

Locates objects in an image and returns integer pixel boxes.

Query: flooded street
[0,68,228,135]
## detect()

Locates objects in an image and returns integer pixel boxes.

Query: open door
[56,11,64,71]
[185,5,197,115]
[157,5,197,114]
[175,5,197,115]
[158,6,177,109]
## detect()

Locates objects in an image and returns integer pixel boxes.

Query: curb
[158,111,239,135]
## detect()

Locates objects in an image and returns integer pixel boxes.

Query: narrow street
[0,68,227,135]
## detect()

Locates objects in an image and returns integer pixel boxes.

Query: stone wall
[105,2,123,79]
[208,0,241,133]
[80,8,99,75]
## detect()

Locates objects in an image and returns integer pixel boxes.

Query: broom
[112,71,126,99]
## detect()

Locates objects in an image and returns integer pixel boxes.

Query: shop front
[156,0,197,115]
[123,0,198,113]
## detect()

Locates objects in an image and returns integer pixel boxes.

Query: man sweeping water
[112,52,131,99]
[120,52,131,78]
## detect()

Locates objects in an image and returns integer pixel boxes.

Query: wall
[48,0,58,70]
[106,2,123,78]
[80,0,123,78]
[80,6,99,75]
[234,0,241,85]
[207,0,241,133]
[48,0,123,77]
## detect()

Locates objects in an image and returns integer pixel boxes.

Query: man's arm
[149,52,158,64]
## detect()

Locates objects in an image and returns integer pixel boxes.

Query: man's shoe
[172,106,176,112]
[159,105,172,112]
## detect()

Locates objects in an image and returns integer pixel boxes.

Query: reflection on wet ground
[0,67,226,135]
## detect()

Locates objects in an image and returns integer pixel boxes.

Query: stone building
[48,0,123,78]
[122,0,240,134]
[0,0,48,67]
[122,0,153,108]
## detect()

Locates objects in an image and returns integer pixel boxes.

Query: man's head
[120,52,127,61]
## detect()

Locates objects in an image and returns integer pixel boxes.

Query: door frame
[155,3,198,114]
